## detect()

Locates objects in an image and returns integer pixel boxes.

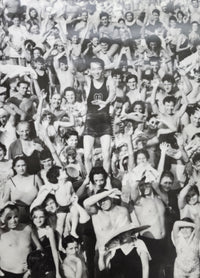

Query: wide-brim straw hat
[104,223,150,247]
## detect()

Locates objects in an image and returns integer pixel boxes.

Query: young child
[62,235,88,278]
[172,218,200,278]
[30,166,79,239]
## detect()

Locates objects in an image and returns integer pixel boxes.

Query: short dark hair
[35,57,45,64]
[162,74,175,84]
[169,15,177,22]
[100,12,109,19]
[46,165,62,184]
[131,100,145,113]
[89,166,108,184]
[146,113,158,122]
[65,129,78,141]
[59,56,68,64]
[160,171,174,181]
[126,74,138,83]
[43,194,58,207]
[63,87,76,95]
[33,47,43,55]
[152,9,160,15]
[39,149,52,161]
[62,235,79,249]
[163,96,176,105]
[111,69,122,78]
[125,11,134,18]
[17,80,30,88]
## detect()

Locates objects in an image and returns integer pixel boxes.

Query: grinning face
[90,62,104,80]
[160,176,173,192]
[164,101,174,115]
[65,90,75,104]
[92,37,99,47]
[126,12,133,22]
[163,81,173,93]
[127,77,137,90]
[45,198,57,213]
[148,117,159,130]
[67,135,78,148]
[32,210,45,228]
[51,94,61,109]
[17,123,30,140]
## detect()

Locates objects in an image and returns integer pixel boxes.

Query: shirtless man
[76,166,111,202]
[0,203,41,278]
[151,78,188,133]
[53,51,74,94]
[183,107,200,143]
[131,180,166,278]
[84,188,140,278]
[83,188,131,248]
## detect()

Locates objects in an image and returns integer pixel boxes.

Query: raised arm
[83,188,121,211]
[172,220,195,245]
[150,80,160,114]
[178,181,194,210]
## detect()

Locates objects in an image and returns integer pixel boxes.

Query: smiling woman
[1,156,42,222]
[31,206,62,278]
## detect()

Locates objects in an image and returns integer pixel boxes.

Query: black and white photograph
[0,0,199,277]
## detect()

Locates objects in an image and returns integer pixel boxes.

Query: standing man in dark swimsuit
[83,58,115,175]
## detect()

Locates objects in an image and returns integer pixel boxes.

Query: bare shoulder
[115,205,129,214]
[21,224,32,232]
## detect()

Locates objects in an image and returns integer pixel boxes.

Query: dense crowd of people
[0,0,200,277]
